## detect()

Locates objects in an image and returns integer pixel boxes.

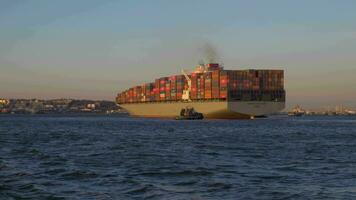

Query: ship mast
[181,69,191,101]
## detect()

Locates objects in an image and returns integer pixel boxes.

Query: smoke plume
[200,43,220,63]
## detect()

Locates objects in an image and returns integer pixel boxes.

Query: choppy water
[1,114,356,199]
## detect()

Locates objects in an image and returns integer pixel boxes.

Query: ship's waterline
[119,101,285,119]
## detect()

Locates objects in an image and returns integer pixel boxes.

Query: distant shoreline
[0,98,123,115]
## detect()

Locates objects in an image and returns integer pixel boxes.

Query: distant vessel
[116,63,285,119]
[175,107,204,120]
[288,105,305,116]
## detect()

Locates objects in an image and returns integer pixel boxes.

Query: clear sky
[1,0,356,109]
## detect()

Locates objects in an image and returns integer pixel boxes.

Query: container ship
[116,63,285,119]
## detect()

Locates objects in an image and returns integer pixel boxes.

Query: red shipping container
[191,73,198,99]
[219,71,228,99]
[204,72,212,99]
[212,70,220,98]
[205,63,220,70]
[154,79,160,101]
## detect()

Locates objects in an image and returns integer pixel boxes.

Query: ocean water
[1,114,356,200]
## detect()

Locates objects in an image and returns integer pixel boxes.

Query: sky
[1,0,356,109]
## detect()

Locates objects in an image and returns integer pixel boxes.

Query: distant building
[0,98,119,114]
[0,99,9,105]
[87,103,96,109]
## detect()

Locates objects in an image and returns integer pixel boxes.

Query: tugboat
[288,105,305,117]
[175,107,204,120]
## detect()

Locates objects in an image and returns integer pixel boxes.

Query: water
[1,114,356,199]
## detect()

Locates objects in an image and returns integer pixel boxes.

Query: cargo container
[219,71,228,99]
[204,72,212,99]
[191,73,198,100]
[176,75,185,99]
[159,77,168,100]
[212,70,220,99]
[206,63,220,71]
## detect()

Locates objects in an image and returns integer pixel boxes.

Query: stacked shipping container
[176,75,185,100]
[159,77,168,101]
[212,70,220,98]
[116,65,284,104]
[191,73,197,99]
[204,72,212,99]
[170,76,177,100]
[219,71,228,99]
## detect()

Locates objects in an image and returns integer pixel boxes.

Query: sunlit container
[212,70,220,99]
[191,73,198,100]
[200,75,205,99]
[196,74,204,99]
[159,77,168,100]
[165,81,171,100]
[144,83,154,102]
[170,76,177,100]
[129,88,134,103]
[176,75,185,99]
[206,63,220,71]
[219,71,228,98]
[133,86,142,102]
[154,79,160,101]
[204,72,212,99]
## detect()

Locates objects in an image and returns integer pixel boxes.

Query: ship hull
[119,101,285,119]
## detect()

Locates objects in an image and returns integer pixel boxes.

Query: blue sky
[1,0,356,109]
